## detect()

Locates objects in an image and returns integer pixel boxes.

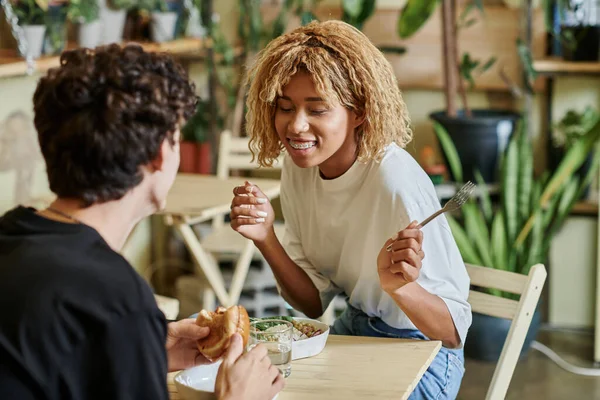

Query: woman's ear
[353,110,366,129]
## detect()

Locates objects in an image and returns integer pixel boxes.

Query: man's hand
[165,318,211,372]
[216,334,285,400]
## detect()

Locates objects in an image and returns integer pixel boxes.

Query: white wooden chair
[196,130,286,314]
[465,262,547,400]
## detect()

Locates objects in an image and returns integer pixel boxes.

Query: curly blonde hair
[245,20,412,167]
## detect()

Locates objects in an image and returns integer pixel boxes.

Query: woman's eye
[311,109,328,115]
[278,106,293,112]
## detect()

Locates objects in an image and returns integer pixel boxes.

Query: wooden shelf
[571,201,599,216]
[0,38,242,79]
[533,58,600,76]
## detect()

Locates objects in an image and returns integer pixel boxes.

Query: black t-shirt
[0,206,168,400]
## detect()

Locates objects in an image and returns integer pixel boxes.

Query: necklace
[46,207,83,224]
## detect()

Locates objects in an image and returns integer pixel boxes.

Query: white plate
[174,362,280,400]
[290,317,329,360]
[174,362,221,400]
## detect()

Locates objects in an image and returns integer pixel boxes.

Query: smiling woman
[228,20,473,400]
[273,71,363,178]
[245,20,412,170]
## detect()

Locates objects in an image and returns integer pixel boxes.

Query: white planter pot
[78,20,103,49]
[22,25,46,59]
[151,12,178,43]
[99,8,126,45]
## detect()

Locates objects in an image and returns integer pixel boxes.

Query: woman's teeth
[289,140,316,150]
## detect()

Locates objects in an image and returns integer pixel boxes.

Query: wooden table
[167,335,442,400]
[160,174,281,308]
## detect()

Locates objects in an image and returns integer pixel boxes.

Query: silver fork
[386,181,476,252]
[419,181,476,227]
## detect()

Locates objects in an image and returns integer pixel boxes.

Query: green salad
[250,316,324,340]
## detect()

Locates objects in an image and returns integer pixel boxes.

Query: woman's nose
[289,111,309,134]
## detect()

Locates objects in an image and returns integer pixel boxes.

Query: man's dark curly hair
[33,44,198,206]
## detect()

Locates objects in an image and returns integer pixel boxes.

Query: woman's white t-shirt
[279,144,472,346]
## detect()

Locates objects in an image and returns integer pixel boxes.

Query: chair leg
[202,288,216,312]
[174,222,231,306]
[229,239,255,305]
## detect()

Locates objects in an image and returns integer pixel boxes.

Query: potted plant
[98,0,133,44]
[397,0,520,184]
[434,116,600,361]
[180,99,212,174]
[11,0,48,59]
[43,0,67,55]
[137,0,177,43]
[67,0,101,48]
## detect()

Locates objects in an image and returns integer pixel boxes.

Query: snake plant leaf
[507,250,517,273]
[474,169,492,223]
[502,129,519,246]
[491,210,508,270]
[558,177,581,217]
[463,202,494,268]
[525,210,544,275]
[516,118,600,247]
[518,126,533,224]
[572,145,600,203]
[543,146,600,255]
[433,122,463,183]
[539,179,558,228]
[447,215,483,265]
[397,0,439,39]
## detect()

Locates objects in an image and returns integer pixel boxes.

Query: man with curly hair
[229,21,471,399]
[0,45,283,400]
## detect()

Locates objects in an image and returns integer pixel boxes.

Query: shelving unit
[0,38,243,79]
[533,54,600,363]
[533,58,600,76]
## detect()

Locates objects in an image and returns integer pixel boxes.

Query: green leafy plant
[67,0,99,23]
[552,107,600,149]
[435,118,600,298]
[108,0,136,10]
[181,99,212,143]
[397,0,496,117]
[341,0,376,30]
[237,0,323,54]
[12,0,48,25]
[542,0,582,52]
[137,0,168,13]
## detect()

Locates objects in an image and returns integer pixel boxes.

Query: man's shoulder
[0,233,157,326]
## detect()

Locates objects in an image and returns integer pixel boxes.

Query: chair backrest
[214,130,282,229]
[216,130,283,179]
[465,263,547,400]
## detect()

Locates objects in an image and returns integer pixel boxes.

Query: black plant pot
[560,25,600,62]
[430,109,521,184]
[464,306,542,362]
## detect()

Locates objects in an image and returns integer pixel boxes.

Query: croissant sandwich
[195,305,250,361]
